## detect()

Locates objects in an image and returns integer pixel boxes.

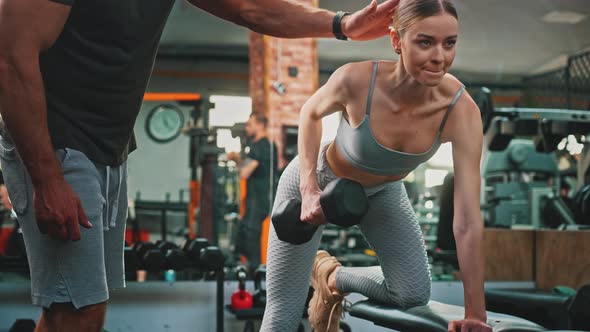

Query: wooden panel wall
[483,229,535,281]
[535,230,590,289]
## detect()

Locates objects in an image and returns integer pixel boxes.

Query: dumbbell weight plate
[199,246,225,271]
[184,238,209,262]
[272,200,319,245]
[320,178,369,227]
[164,248,189,270]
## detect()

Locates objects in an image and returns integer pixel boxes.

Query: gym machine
[478,87,590,228]
[182,97,225,245]
[345,89,590,332]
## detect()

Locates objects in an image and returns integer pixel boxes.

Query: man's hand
[227,152,242,163]
[448,319,492,332]
[34,178,92,241]
[341,0,400,41]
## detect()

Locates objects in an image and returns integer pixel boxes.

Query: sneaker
[308,251,344,332]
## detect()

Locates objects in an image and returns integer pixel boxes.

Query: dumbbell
[132,242,164,272]
[272,178,369,245]
[156,241,189,270]
[253,265,266,308]
[124,246,141,280]
[200,246,225,271]
[182,238,210,268]
[9,319,36,332]
[155,240,175,252]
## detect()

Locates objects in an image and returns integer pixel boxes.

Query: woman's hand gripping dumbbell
[271,178,369,245]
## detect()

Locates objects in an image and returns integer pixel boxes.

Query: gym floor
[0,275,534,332]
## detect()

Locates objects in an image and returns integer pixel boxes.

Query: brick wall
[249,0,319,168]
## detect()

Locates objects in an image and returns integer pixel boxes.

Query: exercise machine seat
[349,300,546,332]
[485,288,571,329]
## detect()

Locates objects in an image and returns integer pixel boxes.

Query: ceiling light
[542,11,587,24]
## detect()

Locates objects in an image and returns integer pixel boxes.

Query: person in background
[230,113,278,274]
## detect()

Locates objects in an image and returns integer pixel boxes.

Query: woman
[261,1,491,331]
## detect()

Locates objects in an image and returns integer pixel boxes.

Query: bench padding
[349,300,546,332]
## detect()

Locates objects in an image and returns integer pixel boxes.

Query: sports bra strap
[365,60,379,115]
[437,85,465,134]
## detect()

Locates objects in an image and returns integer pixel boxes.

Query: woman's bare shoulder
[440,74,481,136]
[440,73,464,95]
[333,60,375,81]
[439,74,476,110]
[327,60,379,99]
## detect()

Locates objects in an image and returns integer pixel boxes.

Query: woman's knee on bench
[381,284,431,308]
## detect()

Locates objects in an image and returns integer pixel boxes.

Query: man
[0,0,399,331]
[233,113,277,274]
[0,171,11,214]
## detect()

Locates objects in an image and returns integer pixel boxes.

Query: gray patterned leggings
[260,142,431,331]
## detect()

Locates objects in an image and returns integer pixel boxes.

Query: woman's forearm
[454,222,487,321]
[298,110,323,191]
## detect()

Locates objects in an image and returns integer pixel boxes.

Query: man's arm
[0,0,69,185]
[188,0,399,40]
[239,158,259,180]
[227,151,258,179]
[0,0,91,241]
[448,95,489,328]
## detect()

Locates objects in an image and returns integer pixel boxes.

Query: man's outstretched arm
[189,0,399,40]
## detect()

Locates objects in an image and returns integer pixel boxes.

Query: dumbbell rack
[0,255,28,271]
[1,249,226,332]
[133,199,188,242]
[0,257,226,332]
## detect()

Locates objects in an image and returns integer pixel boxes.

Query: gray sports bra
[334,60,465,176]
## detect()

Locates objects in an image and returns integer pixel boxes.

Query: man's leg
[36,302,106,332]
[0,145,111,331]
[244,226,262,275]
[37,158,130,332]
[244,209,267,274]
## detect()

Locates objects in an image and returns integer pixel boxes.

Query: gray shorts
[0,134,128,309]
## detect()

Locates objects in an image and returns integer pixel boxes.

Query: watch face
[145,104,184,143]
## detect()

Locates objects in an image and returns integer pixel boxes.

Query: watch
[333,11,351,40]
[145,104,184,143]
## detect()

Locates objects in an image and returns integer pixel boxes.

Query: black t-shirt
[245,137,278,217]
[43,0,175,165]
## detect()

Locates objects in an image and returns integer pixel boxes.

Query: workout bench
[349,300,548,332]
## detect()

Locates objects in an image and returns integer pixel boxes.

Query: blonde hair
[391,0,458,36]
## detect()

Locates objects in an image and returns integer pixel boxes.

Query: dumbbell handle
[273,199,319,244]
[288,181,366,225]
[284,190,338,225]
[272,178,368,245]
[290,198,326,224]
